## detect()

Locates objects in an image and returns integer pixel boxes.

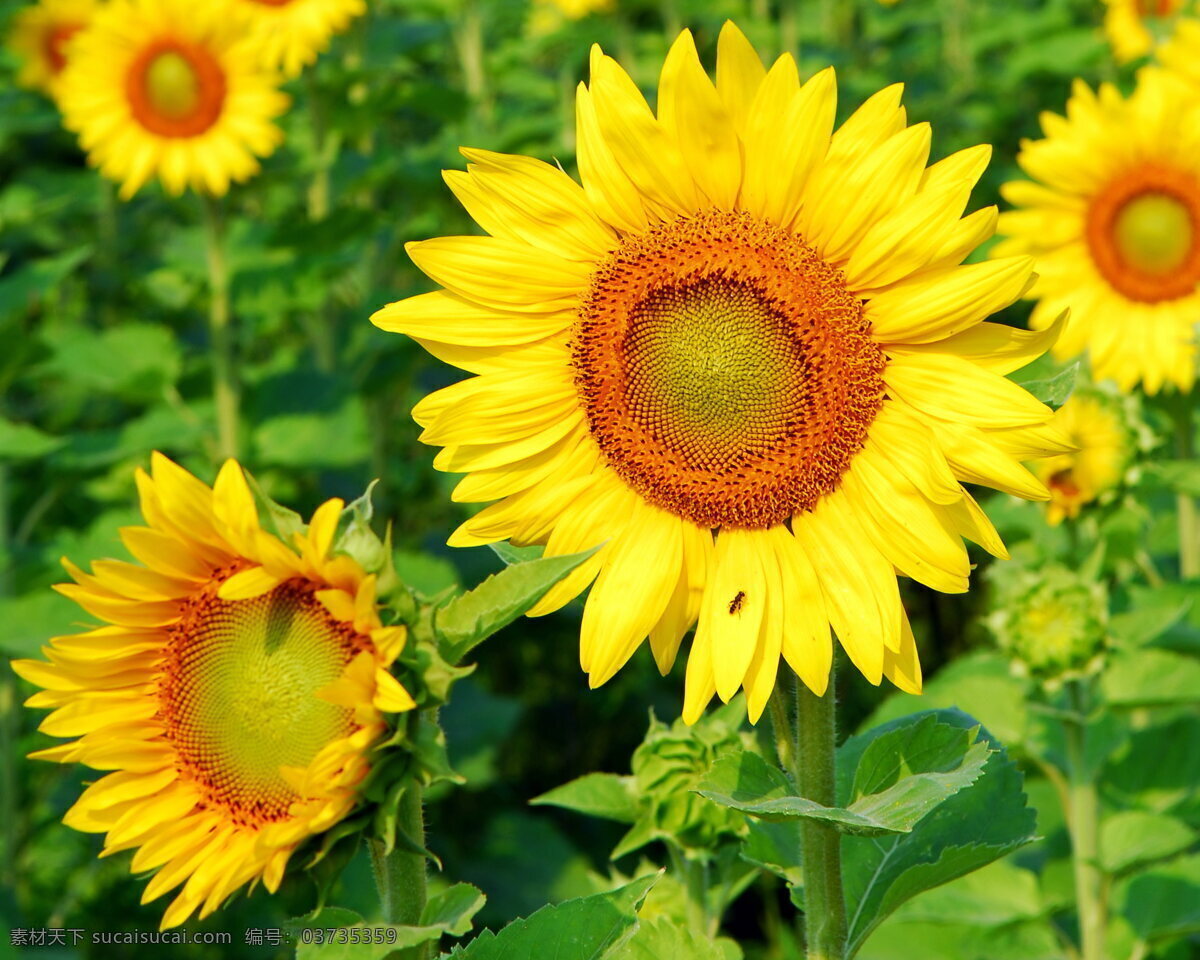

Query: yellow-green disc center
[165,582,359,822]
[621,277,803,467]
[143,51,201,120]
[1113,192,1194,276]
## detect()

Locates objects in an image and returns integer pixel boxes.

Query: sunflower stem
[201,196,238,461]
[1064,680,1106,960]
[772,669,846,960]
[306,70,332,222]
[454,0,492,139]
[1173,390,1199,578]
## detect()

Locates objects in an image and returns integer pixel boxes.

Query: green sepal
[1015,357,1078,407]
[330,480,389,576]
[245,470,305,541]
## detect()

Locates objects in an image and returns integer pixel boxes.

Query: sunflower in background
[57,0,288,198]
[995,68,1200,394]
[529,0,615,35]
[6,0,98,100]
[233,0,365,78]
[1031,390,1133,525]
[375,22,1069,724]
[12,454,414,929]
[1102,0,1190,62]
[1158,14,1200,82]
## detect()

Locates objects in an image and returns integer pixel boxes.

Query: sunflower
[57,0,289,199]
[1031,391,1130,525]
[995,68,1200,394]
[6,0,98,100]
[1101,0,1188,63]
[1159,15,1200,84]
[233,0,364,78]
[373,23,1067,724]
[11,453,414,929]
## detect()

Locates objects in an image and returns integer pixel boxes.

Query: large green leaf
[1100,649,1200,707]
[447,874,658,960]
[0,418,63,461]
[39,321,181,402]
[531,773,640,824]
[436,547,598,664]
[607,916,742,960]
[1140,460,1200,498]
[1116,854,1200,943]
[696,717,989,837]
[839,710,1036,958]
[1100,811,1196,875]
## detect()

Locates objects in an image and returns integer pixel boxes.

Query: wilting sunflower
[12,454,414,929]
[1031,391,1130,525]
[6,0,97,99]
[1102,0,1187,62]
[233,0,364,78]
[374,23,1067,723]
[57,0,289,199]
[995,68,1200,394]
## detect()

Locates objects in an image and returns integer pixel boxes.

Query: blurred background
[0,0,1179,956]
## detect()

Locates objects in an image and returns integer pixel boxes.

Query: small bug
[728,591,746,615]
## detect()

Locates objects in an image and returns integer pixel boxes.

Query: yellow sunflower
[12,453,414,929]
[1159,15,1200,84]
[1102,0,1188,63]
[57,0,289,199]
[6,0,98,100]
[995,68,1200,394]
[373,23,1068,724]
[1031,391,1130,525]
[233,0,365,78]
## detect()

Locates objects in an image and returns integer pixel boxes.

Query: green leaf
[1116,854,1200,942]
[0,246,90,322]
[421,882,486,936]
[606,916,742,960]
[253,398,371,469]
[447,874,659,960]
[1109,597,1192,648]
[1104,716,1200,818]
[532,773,640,824]
[1101,649,1200,707]
[857,917,1060,960]
[1015,360,1078,407]
[0,590,82,658]
[393,549,460,596]
[1101,812,1195,875]
[697,718,990,838]
[245,471,305,541]
[0,418,62,461]
[1140,460,1200,498]
[435,547,598,664]
[488,542,544,565]
[879,860,1042,927]
[839,709,1037,958]
[40,322,181,401]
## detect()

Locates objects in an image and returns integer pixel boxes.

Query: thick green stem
[1175,394,1199,578]
[1064,682,1106,960]
[772,670,846,960]
[201,197,238,461]
[370,783,428,958]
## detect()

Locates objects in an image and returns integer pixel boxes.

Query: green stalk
[772,669,847,960]
[201,197,238,461]
[454,0,491,140]
[1174,392,1199,578]
[0,464,15,887]
[1064,681,1106,960]
[306,71,332,222]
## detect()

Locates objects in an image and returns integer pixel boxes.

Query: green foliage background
[1,0,1193,957]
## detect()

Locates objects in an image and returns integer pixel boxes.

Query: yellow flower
[1159,15,1200,84]
[995,69,1200,394]
[529,0,614,35]
[12,453,414,930]
[232,0,365,78]
[1102,0,1187,63]
[373,23,1067,724]
[1032,392,1129,524]
[6,0,98,100]
[57,0,289,199]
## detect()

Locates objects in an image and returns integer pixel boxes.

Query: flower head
[58,0,289,198]
[996,68,1200,394]
[374,23,1067,723]
[232,0,365,78]
[1102,0,1186,63]
[6,0,97,100]
[12,453,414,929]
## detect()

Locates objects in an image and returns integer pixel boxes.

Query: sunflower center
[126,40,226,138]
[159,578,368,826]
[43,24,80,74]
[1086,165,1200,302]
[573,211,887,529]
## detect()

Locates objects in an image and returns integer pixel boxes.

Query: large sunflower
[12,453,414,929]
[373,23,1067,724]
[57,0,289,199]
[995,68,1200,394]
[1031,391,1130,525]
[233,0,365,78]
[1101,0,1188,63]
[6,0,98,100]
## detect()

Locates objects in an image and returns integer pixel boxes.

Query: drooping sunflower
[1031,391,1131,525]
[12,454,414,929]
[57,0,289,199]
[1102,0,1188,63]
[6,0,98,100]
[232,0,364,78]
[995,68,1200,394]
[373,23,1067,723]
